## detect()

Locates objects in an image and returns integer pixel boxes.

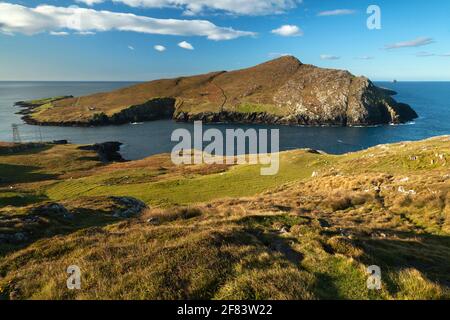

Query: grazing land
[0,136,449,299]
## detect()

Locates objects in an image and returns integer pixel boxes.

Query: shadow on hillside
[0,207,124,258]
[0,192,48,208]
[358,229,450,290]
[0,163,58,184]
[244,228,304,265]
[0,144,52,156]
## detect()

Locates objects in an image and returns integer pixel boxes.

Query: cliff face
[17,56,417,127]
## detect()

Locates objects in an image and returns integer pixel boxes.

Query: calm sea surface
[0,81,449,160]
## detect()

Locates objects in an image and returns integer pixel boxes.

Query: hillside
[17,56,417,127]
[0,136,449,299]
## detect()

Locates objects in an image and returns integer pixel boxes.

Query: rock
[52,140,68,145]
[279,226,290,234]
[78,142,125,162]
[23,215,40,224]
[318,218,331,228]
[110,196,147,218]
[398,186,416,195]
[0,232,29,244]
[371,232,388,239]
[13,232,28,242]
[147,217,160,225]
[32,203,72,218]
[9,289,21,300]
[112,212,121,218]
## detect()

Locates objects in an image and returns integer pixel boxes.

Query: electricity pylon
[12,124,22,143]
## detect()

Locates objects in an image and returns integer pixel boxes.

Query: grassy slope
[22,57,302,124]
[0,136,449,300]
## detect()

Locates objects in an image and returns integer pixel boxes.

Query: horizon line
[2,80,450,82]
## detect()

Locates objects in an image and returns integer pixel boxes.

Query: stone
[147,217,160,225]
[109,196,147,218]
[279,226,290,234]
[33,203,71,218]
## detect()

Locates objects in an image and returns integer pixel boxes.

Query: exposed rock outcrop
[78,141,125,162]
[110,196,147,218]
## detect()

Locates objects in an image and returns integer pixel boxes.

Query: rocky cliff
[17,56,417,127]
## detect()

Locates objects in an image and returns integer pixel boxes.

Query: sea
[0,81,449,160]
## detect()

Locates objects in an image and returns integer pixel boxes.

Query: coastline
[15,99,418,128]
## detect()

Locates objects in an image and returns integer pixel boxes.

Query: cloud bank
[385,37,434,50]
[0,2,256,40]
[416,51,450,58]
[317,9,356,16]
[355,56,374,60]
[77,0,302,16]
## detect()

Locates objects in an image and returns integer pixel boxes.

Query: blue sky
[0,0,449,81]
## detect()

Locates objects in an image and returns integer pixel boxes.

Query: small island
[16,56,417,127]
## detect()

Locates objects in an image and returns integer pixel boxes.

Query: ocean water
[0,81,449,160]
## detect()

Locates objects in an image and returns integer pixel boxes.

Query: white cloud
[0,3,256,40]
[154,44,166,52]
[77,0,303,16]
[320,54,340,60]
[128,45,135,50]
[317,9,356,16]
[50,31,69,36]
[271,25,303,37]
[75,31,96,35]
[416,51,434,57]
[416,51,450,58]
[385,37,434,50]
[355,56,374,60]
[178,41,194,50]
[268,52,292,58]
[76,0,104,6]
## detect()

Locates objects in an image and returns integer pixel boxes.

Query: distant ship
[392,79,398,83]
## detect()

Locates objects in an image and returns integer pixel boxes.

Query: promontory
[16,56,418,127]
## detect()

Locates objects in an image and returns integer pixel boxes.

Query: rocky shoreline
[17,98,418,128]
[173,104,418,127]
[16,97,176,127]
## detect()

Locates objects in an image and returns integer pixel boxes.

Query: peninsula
[16,56,417,127]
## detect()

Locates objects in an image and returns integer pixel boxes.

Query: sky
[0,0,449,81]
